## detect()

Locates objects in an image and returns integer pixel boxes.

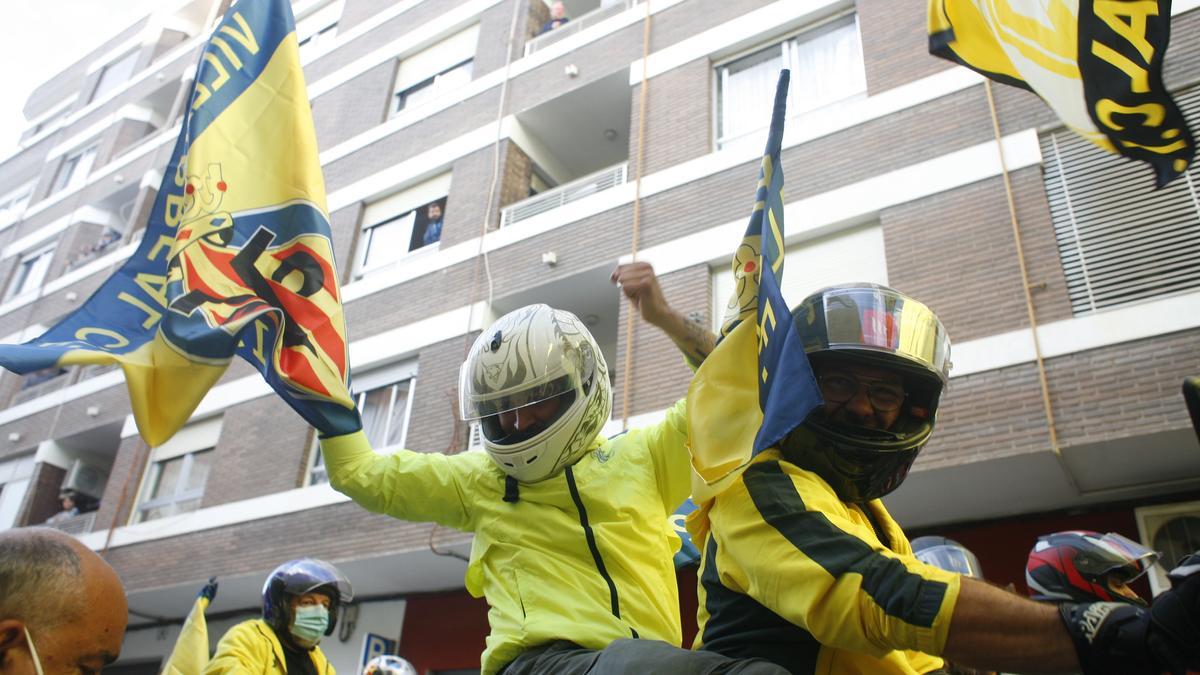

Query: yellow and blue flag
[928,0,1194,188]
[0,0,359,445]
[162,578,218,675]
[686,70,823,504]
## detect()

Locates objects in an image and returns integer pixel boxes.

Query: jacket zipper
[564,466,638,638]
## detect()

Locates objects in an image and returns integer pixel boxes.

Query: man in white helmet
[319,262,785,675]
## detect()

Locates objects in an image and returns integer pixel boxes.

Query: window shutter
[1040,86,1200,315]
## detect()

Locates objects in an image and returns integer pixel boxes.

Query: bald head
[0,528,127,673]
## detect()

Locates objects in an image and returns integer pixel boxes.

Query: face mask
[290,605,329,647]
[23,626,45,675]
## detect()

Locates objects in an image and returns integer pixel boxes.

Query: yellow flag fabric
[162,595,212,675]
[687,71,823,504]
[928,0,1194,187]
[0,0,360,446]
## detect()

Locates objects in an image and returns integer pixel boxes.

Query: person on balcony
[43,492,81,525]
[539,1,569,35]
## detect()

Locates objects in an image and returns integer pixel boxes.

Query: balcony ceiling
[517,70,632,179]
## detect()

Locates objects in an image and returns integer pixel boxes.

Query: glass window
[309,445,328,485]
[4,244,56,301]
[358,378,413,450]
[53,145,99,194]
[90,50,140,103]
[134,448,214,523]
[716,15,866,147]
[0,184,34,226]
[394,60,473,114]
[358,192,448,275]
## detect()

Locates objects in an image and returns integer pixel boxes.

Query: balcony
[501,69,631,226]
[525,0,635,56]
[501,163,626,227]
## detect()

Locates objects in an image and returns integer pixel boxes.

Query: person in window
[319,263,785,674]
[422,202,444,247]
[687,282,1200,675]
[539,1,569,35]
[43,492,81,525]
[205,558,352,675]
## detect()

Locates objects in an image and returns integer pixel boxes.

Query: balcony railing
[47,511,98,535]
[524,0,634,56]
[500,163,627,228]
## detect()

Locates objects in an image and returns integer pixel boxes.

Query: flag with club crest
[686,70,823,504]
[0,0,360,445]
[928,0,1194,187]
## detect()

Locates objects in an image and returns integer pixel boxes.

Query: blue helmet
[261,558,353,636]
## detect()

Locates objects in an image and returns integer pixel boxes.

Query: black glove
[1060,552,1200,675]
[199,576,219,602]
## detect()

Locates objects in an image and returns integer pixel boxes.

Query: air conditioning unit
[1136,500,1200,596]
[60,459,109,501]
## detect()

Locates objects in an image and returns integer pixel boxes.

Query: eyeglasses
[818,373,906,412]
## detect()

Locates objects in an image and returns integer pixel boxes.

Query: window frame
[393,59,474,114]
[53,144,100,195]
[132,417,222,524]
[712,11,866,149]
[90,50,141,104]
[0,183,35,228]
[4,242,57,301]
[355,174,451,277]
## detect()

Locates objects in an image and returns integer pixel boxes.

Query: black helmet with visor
[785,284,951,502]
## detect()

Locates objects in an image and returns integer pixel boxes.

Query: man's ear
[0,618,29,655]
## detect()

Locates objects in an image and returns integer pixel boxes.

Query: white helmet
[363,655,417,675]
[459,304,612,483]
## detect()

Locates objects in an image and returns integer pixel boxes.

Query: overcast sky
[0,0,162,157]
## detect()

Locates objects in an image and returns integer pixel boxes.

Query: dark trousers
[499,639,790,675]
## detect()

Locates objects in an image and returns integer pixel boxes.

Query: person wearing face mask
[0,527,128,675]
[205,558,352,675]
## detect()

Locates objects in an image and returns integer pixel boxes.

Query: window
[716,14,866,147]
[710,223,887,332]
[389,25,479,117]
[4,243,56,301]
[308,445,328,485]
[0,454,35,530]
[90,50,140,103]
[0,183,34,227]
[53,144,99,194]
[357,360,418,449]
[133,417,221,523]
[297,2,341,61]
[1041,85,1200,315]
[357,173,451,275]
[394,60,473,113]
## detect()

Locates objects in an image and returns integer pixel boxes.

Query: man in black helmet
[688,283,1200,675]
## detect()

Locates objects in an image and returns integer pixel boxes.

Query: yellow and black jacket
[320,399,692,675]
[204,619,333,675]
[688,450,961,674]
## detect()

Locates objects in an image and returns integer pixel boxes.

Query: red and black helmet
[1025,530,1159,606]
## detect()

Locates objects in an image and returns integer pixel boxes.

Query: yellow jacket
[321,399,693,675]
[204,619,334,675]
[688,451,961,674]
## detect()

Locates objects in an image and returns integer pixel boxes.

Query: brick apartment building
[1,0,1199,672]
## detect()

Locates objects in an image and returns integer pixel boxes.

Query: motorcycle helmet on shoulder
[783,284,951,503]
[459,304,612,483]
[911,535,985,578]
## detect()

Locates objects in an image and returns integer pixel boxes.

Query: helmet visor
[913,543,984,578]
[1080,533,1160,581]
[458,351,596,421]
[271,559,353,604]
[811,286,951,384]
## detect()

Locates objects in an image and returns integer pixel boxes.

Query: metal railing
[500,163,627,228]
[47,511,98,535]
[524,0,634,56]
